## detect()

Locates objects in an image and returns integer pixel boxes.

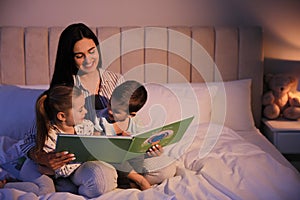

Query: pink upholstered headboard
[0,26,263,126]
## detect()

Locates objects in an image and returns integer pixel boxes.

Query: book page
[128,116,194,153]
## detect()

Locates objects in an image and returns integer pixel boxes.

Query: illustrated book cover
[56,116,194,163]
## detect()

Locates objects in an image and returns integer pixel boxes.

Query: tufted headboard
[0,26,263,127]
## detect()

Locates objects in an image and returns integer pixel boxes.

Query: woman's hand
[29,148,75,171]
[38,151,75,170]
[146,144,163,157]
[38,165,55,175]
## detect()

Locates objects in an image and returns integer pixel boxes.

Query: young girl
[4,85,117,198]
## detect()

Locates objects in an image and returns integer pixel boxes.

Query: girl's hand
[146,144,163,157]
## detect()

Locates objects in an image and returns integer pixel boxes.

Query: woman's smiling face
[73,38,99,74]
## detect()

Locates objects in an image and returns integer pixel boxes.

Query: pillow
[0,85,45,140]
[209,79,255,131]
[16,84,49,90]
[137,82,217,129]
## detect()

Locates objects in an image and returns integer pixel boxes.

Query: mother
[17,23,124,194]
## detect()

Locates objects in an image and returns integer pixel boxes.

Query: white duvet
[1,123,300,200]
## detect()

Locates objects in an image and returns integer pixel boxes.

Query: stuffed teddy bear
[262,74,300,120]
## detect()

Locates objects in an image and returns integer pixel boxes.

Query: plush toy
[262,74,300,120]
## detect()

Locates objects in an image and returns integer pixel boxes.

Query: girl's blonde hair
[35,85,82,152]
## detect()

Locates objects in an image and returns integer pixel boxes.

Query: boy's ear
[57,111,66,122]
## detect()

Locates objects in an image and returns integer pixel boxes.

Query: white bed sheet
[1,123,300,200]
[237,128,298,173]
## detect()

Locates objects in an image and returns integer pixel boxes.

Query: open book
[56,116,194,163]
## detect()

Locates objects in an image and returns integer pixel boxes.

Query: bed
[0,26,300,200]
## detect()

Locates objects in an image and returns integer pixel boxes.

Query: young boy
[98,80,176,190]
[97,80,151,190]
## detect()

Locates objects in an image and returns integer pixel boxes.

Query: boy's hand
[146,144,163,157]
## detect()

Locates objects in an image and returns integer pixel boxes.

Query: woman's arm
[28,148,75,172]
[23,122,76,172]
[14,120,75,174]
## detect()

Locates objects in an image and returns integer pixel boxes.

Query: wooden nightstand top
[262,118,300,132]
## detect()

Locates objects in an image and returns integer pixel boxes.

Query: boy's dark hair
[111,80,147,114]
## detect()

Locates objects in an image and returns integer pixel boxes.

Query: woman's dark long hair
[50,23,102,88]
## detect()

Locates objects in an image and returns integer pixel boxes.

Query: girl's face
[73,38,99,74]
[65,94,87,126]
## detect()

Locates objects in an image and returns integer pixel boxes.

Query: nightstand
[262,118,300,171]
[262,118,300,154]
